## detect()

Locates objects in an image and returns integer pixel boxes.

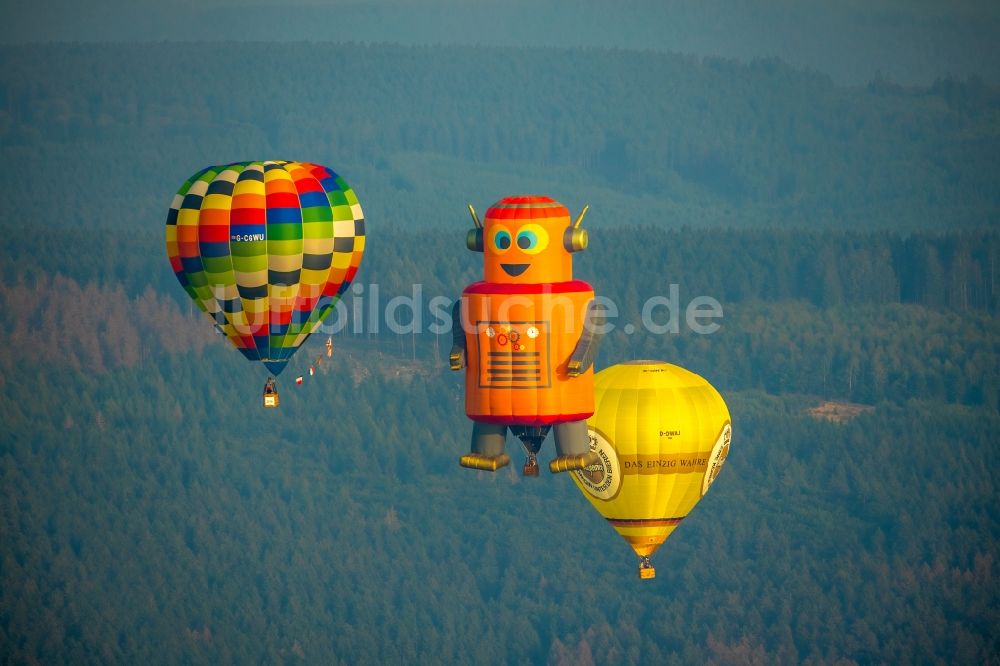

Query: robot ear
[563,227,588,252]
[467,228,484,252]
[466,204,485,252]
[563,205,589,252]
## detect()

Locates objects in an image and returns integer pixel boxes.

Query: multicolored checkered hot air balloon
[165,161,365,405]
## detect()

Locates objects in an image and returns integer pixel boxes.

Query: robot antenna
[468,204,483,229]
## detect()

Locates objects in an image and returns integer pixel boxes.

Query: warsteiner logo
[701,422,732,496]
[572,428,622,501]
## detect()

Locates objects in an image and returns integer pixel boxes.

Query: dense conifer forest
[2,43,999,233]
[0,42,997,663]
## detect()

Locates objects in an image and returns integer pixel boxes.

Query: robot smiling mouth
[501,263,529,277]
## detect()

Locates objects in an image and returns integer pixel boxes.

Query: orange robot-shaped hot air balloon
[450,195,606,476]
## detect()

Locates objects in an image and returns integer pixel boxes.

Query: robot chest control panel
[475,320,551,388]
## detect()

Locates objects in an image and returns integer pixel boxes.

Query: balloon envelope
[571,360,731,567]
[165,160,364,375]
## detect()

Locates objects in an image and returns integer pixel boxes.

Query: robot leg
[549,420,599,473]
[460,422,511,471]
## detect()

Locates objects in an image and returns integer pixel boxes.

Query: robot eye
[514,224,549,255]
[493,228,512,252]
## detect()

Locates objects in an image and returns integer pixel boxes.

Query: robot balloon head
[467,195,588,284]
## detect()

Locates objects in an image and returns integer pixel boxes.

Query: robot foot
[459,453,511,472]
[548,451,600,474]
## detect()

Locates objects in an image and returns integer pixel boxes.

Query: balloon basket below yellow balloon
[638,556,656,580]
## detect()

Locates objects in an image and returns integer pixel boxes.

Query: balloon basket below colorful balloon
[262,378,279,408]
[522,453,539,477]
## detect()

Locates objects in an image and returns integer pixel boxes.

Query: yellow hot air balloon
[571,360,731,579]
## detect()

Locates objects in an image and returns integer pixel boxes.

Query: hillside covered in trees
[1,223,998,663]
[0,42,998,664]
[1,43,998,236]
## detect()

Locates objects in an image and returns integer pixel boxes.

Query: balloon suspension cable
[517,438,539,476]
[467,204,483,229]
[512,425,548,477]
[523,450,539,476]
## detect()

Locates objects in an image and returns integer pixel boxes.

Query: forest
[1,223,997,663]
[1,43,999,235]
[0,42,998,664]
[4,0,997,88]
[2,226,998,409]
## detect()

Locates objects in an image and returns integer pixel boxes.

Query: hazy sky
[2,0,998,85]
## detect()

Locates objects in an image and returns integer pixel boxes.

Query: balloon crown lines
[277,282,723,337]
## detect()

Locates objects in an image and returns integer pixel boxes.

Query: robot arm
[449,299,466,371]
[568,299,607,376]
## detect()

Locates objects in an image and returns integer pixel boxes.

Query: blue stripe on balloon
[298,190,329,208]
[199,241,230,258]
[266,207,302,224]
[181,256,204,274]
